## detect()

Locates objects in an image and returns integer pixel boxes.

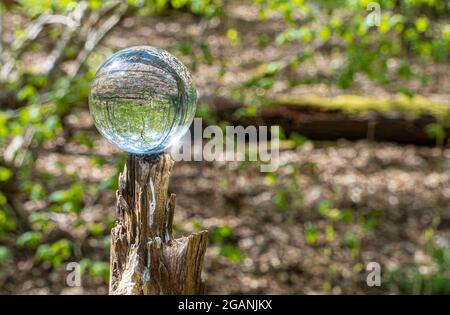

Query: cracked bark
[109,153,208,295]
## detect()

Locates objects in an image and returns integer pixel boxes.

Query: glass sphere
[89,46,196,154]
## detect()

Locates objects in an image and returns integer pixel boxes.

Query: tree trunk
[109,153,208,295]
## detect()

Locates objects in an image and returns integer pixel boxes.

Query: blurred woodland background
[0,0,449,294]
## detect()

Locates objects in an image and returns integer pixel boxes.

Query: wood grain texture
[109,153,208,295]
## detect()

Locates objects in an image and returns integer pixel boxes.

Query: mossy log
[109,153,208,295]
[201,94,450,146]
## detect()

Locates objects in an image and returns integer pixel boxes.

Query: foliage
[0,0,126,287]
[0,246,12,265]
[229,0,450,118]
[36,239,72,267]
[137,0,223,17]
[388,245,450,294]
[254,0,450,90]
[387,219,450,294]
[211,225,244,262]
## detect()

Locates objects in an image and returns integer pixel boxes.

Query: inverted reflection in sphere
[89,46,196,154]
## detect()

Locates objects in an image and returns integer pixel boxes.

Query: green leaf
[90,261,110,282]
[304,223,318,245]
[49,184,84,213]
[425,123,445,140]
[0,167,13,182]
[0,246,11,264]
[17,231,43,249]
[0,192,7,206]
[318,200,331,217]
[341,208,354,224]
[17,85,37,101]
[319,26,331,41]
[89,223,105,236]
[273,190,288,210]
[344,232,358,250]
[171,0,188,9]
[29,212,53,233]
[36,239,72,267]
[0,209,16,231]
[415,17,429,33]
[264,173,277,186]
[212,225,234,244]
[226,28,239,45]
[325,225,335,241]
[219,244,244,263]
[192,220,203,230]
[88,0,101,10]
[289,132,309,147]
[49,190,70,203]
[100,173,119,191]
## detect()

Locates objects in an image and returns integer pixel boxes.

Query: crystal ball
[89,46,196,154]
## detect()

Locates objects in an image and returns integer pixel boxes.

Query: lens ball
[89,46,196,154]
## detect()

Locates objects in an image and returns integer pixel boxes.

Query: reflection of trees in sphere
[89,46,196,154]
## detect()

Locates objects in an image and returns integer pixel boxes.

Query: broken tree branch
[110,154,208,295]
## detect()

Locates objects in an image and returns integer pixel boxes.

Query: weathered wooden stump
[109,153,208,295]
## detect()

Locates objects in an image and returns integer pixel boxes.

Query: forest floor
[2,115,449,294]
[1,1,449,294]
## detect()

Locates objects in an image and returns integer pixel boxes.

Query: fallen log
[200,95,450,146]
